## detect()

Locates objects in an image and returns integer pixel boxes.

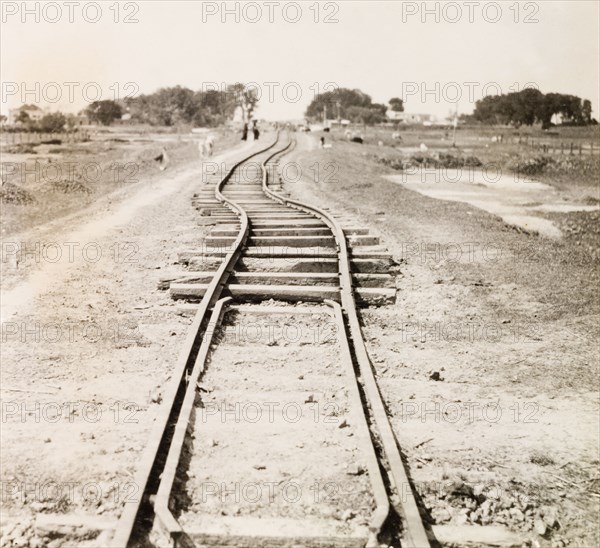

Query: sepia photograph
[1,1,599,547]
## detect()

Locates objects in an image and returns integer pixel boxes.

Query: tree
[127,87,196,126]
[305,87,390,125]
[85,100,123,126]
[0,114,7,124]
[190,88,241,126]
[38,112,66,133]
[582,100,593,125]
[306,88,373,120]
[154,87,196,126]
[346,106,386,125]
[539,93,562,129]
[473,90,593,128]
[227,83,259,123]
[124,84,258,127]
[511,88,544,127]
[65,114,80,131]
[389,97,404,112]
[15,110,31,124]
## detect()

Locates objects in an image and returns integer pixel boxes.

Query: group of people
[242,120,260,141]
[195,119,260,163]
[195,119,261,163]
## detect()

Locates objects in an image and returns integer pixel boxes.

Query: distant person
[241,123,248,141]
[154,147,169,171]
[252,120,260,141]
[204,134,214,157]
[320,136,325,148]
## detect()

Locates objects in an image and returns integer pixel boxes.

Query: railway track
[109,133,431,548]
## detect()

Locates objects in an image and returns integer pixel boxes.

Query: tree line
[306,86,595,129]
[305,88,403,124]
[6,83,259,131]
[471,89,595,129]
[9,110,72,133]
[117,83,257,127]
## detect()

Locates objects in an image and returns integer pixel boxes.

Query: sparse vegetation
[530,451,555,467]
[0,182,35,204]
[37,112,67,133]
[375,151,483,170]
[47,179,92,194]
[5,143,38,154]
[84,100,123,126]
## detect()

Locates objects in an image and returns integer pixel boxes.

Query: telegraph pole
[452,103,458,147]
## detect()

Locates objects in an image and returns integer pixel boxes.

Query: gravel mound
[0,182,35,204]
[4,143,38,154]
[374,152,483,170]
[47,179,92,194]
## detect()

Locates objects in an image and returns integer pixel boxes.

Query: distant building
[70,112,90,126]
[8,104,44,125]
[111,112,133,125]
[330,119,350,126]
[386,111,436,124]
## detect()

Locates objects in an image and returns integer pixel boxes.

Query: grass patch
[530,451,556,467]
[0,182,35,204]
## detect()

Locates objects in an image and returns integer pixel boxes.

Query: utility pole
[323,104,327,125]
[452,103,458,147]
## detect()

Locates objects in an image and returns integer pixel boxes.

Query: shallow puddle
[385,169,598,239]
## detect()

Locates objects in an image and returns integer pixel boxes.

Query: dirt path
[1,130,597,547]
[175,308,375,544]
[0,138,260,547]
[284,133,599,548]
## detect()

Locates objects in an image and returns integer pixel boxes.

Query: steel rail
[155,297,389,548]
[263,135,431,548]
[258,136,391,545]
[152,136,295,545]
[153,296,231,543]
[149,134,389,547]
[110,132,430,548]
[109,137,283,548]
[325,299,390,548]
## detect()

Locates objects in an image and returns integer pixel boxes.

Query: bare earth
[285,132,599,548]
[1,137,259,547]
[1,130,598,548]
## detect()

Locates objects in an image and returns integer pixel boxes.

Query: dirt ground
[0,126,598,548]
[175,308,375,543]
[0,132,262,547]
[285,131,599,547]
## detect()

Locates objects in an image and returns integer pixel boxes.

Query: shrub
[0,182,35,204]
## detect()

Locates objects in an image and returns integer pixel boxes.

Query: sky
[1,0,599,120]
